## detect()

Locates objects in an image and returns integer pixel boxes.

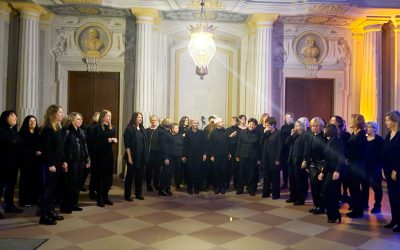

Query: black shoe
[393,225,400,233]
[236,191,243,195]
[176,185,181,190]
[221,188,226,194]
[89,192,97,200]
[188,190,193,195]
[81,185,87,192]
[147,185,154,192]
[104,199,113,205]
[272,196,280,200]
[0,212,4,219]
[72,206,83,211]
[159,191,168,196]
[280,184,288,190]
[215,188,220,194]
[370,206,381,214]
[5,206,23,213]
[347,211,363,218]
[194,190,199,194]
[286,198,294,203]
[249,192,256,196]
[313,207,325,214]
[136,195,145,200]
[384,221,397,229]
[309,207,317,213]
[293,201,305,206]
[166,190,173,196]
[39,216,57,225]
[97,201,105,207]
[50,213,64,221]
[262,193,271,198]
[125,196,133,202]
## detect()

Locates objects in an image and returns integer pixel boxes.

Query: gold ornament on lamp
[187,0,217,80]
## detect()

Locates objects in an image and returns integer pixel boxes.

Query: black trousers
[281,160,289,186]
[160,161,173,192]
[322,171,341,220]
[187,158,202,193]
[288,163,296,200]
[213,156,227,191]
[40,166,61,217]
[385,170,400,224]
[368,170,383,208]
[263,168,280,198]
[146,151,161,188]
[294,166,308,202]
[201,159,213,189]
[125,160,144,198]
[0,168,19,209]
[237,157,258,193]
[19,160,42,206]
[309,167,324,209]
[172,156,183,188]
[348,163,366,214]
[61,162,84,210]
[96,158,113,202]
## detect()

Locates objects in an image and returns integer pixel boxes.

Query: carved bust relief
[75,22,112,58]
[293,31,327,65]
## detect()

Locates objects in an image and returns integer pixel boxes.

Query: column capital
[131,7,160,25]
[392,15,400,32]
[40,13,55,24]
[0,1,11,14]
[349,16,391,34]
[11,2,48,19]
[248,13,279,29]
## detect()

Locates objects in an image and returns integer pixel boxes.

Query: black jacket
[41,126,66,167]
[382,131,400,173]
[124,124,149,165]
[226,125,240,155]
[323,137,345,173]
[0,126,22,177]
[172,133,184,158]
[305,132,326,168]
[92,124,116,162]
[346,129,367,174]
[280,123,294,163]
[366,135,383,175]
[183,129,206,159]
[208,127,229,157]
[235,129,260,159]
[145,127,160,152]
[286,132,309,167]
[261,129,282,171]
[159,127,175,161]
[64,125,90,164]
[19,130,41,166]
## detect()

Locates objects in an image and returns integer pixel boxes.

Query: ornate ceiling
[12,0,400,23]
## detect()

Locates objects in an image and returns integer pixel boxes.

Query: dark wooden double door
[68,71,120,171]
[285,78,334,123]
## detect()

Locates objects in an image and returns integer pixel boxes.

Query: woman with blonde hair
[60,112,90,213]
[92,110,117,207]
[39,105,66,225]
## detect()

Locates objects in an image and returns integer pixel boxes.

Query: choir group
[0,105,399,233]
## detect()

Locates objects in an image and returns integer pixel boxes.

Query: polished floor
[1,177,400,250]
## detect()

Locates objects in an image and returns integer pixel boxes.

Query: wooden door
[68,71,120,172]
[285,78,334,123]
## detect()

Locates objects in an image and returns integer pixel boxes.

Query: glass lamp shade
[188,26,216,79]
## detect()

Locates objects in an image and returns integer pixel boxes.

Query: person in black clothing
[209,118,231,194]
[39,105,67,225]
[82,112,99,200]
[183,118,207,194]
[304,117,326,214]
[225,116,240,190]
[235,118,261,196]
[286,117,309,205]
[382,111,400,232]
[319,124,344,223]
[203,116,216,191]
[145,115,161,191]
[158,118,175,196]
[60,112,91,213]
[124,112,148,201]
[280,112,295,190]
[346,114,368,218]
[330,115,351,203]
[260,117,282,199]
[171,123,184,190]
[0,111,23,218]
[92,110,118,207]
[18,115,42,207]
[365,121,384,214]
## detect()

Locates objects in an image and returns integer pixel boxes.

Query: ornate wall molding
[163,10,247,23]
